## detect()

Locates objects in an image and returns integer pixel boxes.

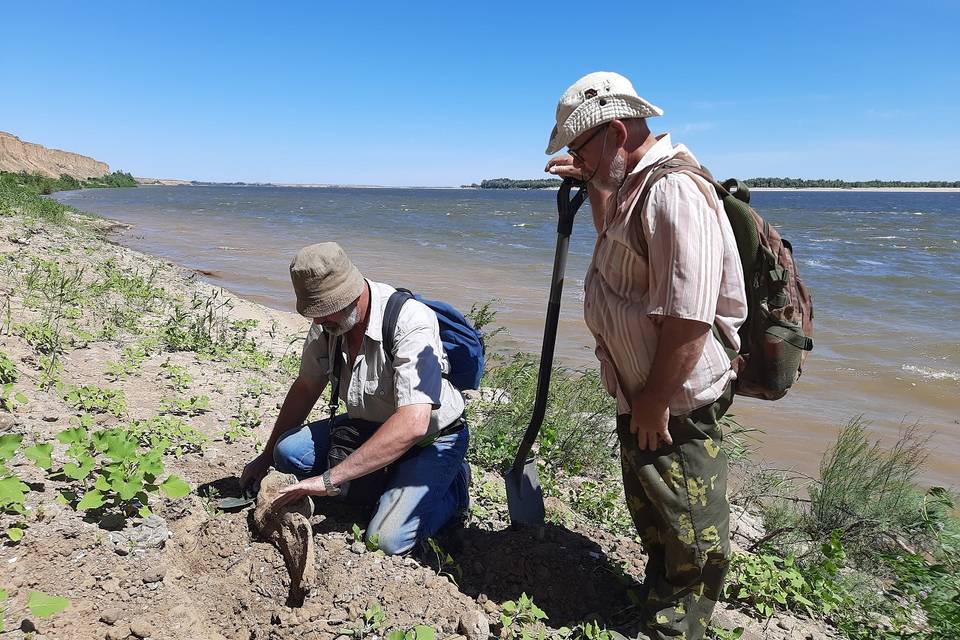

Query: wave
[902,364,960,382]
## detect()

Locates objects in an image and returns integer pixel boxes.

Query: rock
[462,387,511,405]
[350,541,366,555]
[99,608,123,625]
[105,624,130,640]
[108,515,170,553]
[777,617,795,631]
[458,610,490,640]
[42,414,59,422]
[0,414,16,432]
[130,620,154,638]
[482,599,498,615]
[142,566,166,584]
[730,505,765,545]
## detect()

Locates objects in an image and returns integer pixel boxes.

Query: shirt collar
[628,133,675,176]
[363,279,386,342]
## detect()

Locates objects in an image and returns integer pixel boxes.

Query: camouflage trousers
[616,384,733,640]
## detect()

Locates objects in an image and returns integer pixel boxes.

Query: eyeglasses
[567,125,608,162]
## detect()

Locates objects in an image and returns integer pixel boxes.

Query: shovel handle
[510,178,587,472]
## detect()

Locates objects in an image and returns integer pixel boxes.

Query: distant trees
[479,178,563,189]
[743,177,960,188]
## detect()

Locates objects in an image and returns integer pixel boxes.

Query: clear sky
[2,1,958,186]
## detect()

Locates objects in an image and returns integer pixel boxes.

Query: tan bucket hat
[290,243,365,317]
[546,71,663,154]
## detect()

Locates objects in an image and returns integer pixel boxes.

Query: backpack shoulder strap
[632,160,727,255]
[382,288,414,361]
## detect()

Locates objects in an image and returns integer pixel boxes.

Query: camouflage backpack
[633,160,814,400]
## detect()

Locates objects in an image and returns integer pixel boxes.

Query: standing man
[545,72,747,639]
[240,242,470,555]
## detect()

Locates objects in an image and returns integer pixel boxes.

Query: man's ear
[608,119,629,148]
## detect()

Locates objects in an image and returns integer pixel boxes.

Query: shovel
[505,178,587,527]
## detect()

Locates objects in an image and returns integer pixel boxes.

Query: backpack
[382,288,485,391]
[634,160,814,400]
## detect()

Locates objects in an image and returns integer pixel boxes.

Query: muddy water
[55,186,960,487]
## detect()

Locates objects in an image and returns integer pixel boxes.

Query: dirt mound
[0,131,109,179]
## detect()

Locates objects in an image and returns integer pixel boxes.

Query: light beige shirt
[299,279,465,433]
[584,134,748,416]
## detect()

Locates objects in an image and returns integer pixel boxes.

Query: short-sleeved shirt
[299,279,465,434]
[583,134,748,416]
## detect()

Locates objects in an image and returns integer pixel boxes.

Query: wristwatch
[322,469,341,496]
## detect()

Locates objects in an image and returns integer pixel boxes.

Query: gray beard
[323,303,361,336]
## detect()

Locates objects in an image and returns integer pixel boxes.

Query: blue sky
[2,1,958,186]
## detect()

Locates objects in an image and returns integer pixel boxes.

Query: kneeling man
[241,242,469,555]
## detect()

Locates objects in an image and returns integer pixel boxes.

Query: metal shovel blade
[504,457,544,527]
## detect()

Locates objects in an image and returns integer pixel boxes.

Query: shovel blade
[505,458,545,527]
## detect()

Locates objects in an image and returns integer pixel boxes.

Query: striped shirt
[583,134,747,415]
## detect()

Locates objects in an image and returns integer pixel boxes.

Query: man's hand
[271,475,329,510]
[629,391,673,451]
[545,154,588,182]
[240,451,272,491]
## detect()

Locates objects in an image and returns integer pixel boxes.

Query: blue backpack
[382,288,485,391]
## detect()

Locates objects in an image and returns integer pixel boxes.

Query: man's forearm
[327,404,431,486]
[641,316,711,406]
[262,376,325,456]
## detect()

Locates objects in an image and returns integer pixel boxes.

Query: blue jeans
[273,418,470,555]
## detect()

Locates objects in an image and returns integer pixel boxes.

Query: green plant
[0,383,27,412]
[723,534,847,620]
[104,344,148,381]
[805,418,928,563]
[199,486,223,517]
[0,434,30,541]
[14,321,62,356]
[425,537,462,583]
[51,422,190,519]
[499,593,548,640]
[60,383,127,417]
[387,625,436,640]
[221,399,260,443]
[469,353,616,476]
[0,351,17,385]
[159,394,210,417]
[340,602,386,639]
[351,523,380,552]
[567,479,632,533]
[466,299,507,344]
[159,359,193,392]
[706,625,745,640]
[130,415,208,456]
[556,621,618,640]
[0,589,70,632]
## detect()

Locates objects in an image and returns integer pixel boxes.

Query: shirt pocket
[596,236,648,302]
[363,377,392,404]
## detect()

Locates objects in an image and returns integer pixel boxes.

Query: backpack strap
[382,288,414,361]
[633,160,728,256]
[328,335,344,421]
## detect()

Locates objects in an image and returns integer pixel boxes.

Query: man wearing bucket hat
[240,242,470,555]
[545,73,747,639]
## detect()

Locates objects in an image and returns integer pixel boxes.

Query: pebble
[458,610,490,640]
[142,566,166,584]
[130,620,154,638]
[99,608,123,625]
[349,541,366,554]
[482,599,498,615]
[42,414,59,422]
[105,625,130,640]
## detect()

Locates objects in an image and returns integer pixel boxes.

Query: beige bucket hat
[546,71,663,154]
[290,243,365,317]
